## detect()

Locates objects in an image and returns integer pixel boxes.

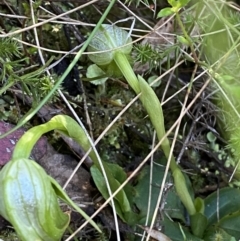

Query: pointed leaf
[218,211,240,238]
[190,212,208,238]
[204,187,240,226]
[157,8,174,18]
[50,176,101,233]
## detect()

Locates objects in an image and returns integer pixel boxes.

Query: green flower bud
[0,158,69,241]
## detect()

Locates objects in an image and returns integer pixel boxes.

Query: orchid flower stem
[113,50,196,216]
[114,51,140,94]
[114,51,177,169]
[88,22,196,217]
[12,115,132,222]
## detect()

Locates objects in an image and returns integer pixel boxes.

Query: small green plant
[0,38,57,101]
[0,115,102,241]
[87,20,203,237]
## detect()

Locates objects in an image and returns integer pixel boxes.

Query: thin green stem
[114,51,140,94]
[175,12,199,64]
[12,119,64,160]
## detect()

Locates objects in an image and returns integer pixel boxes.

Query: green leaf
[218,211,240,238]
[204,187,240,226]
[147,75,161,87]
[177,35,190,45]
[172,168,196,216]
[167,0,177,6]
[194,197,205,214]
[90,165,126,222]
[86,64,108,85]
[50,176,101,233]
[221,74,235,82]
[138,75,166,146]
[206,132,217,143]
[203,227,237,241]
[190,212,208,238]
[181,0,191,6]
[91,163,140,225]
[163,218,204,241]
[104,162,134,206]
[133,164,186,225]
[157,8,174,18]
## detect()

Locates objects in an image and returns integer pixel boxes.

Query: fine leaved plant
[199,0,240,179]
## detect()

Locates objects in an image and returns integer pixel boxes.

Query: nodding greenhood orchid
[0,115,101,241]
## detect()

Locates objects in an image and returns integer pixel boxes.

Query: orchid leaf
[50,176,101,233]
[86,64,108,85]
[218,211,240,238]
[91,163,138,225]
[91,165,126,222]
[204,187,240,226]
